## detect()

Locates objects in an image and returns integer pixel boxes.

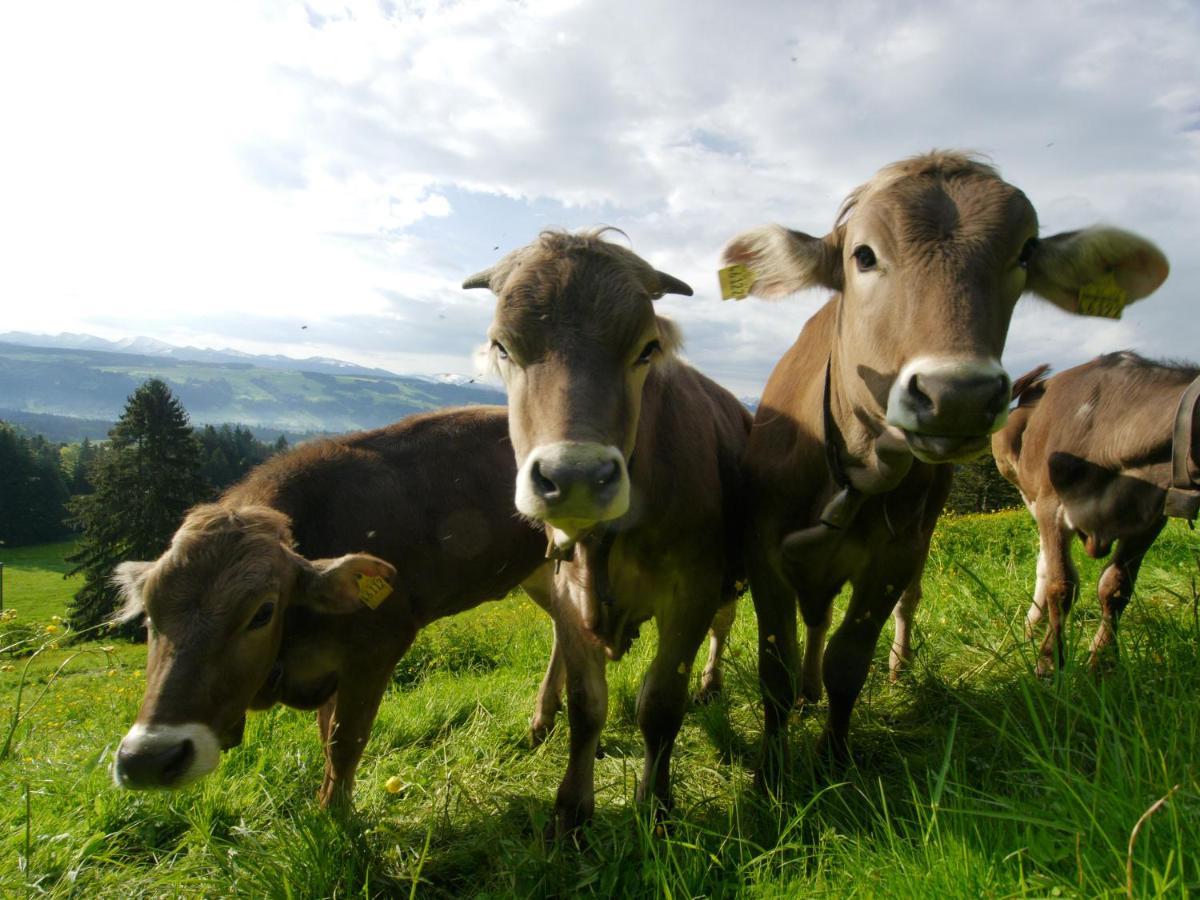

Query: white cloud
[0,0,1197,397]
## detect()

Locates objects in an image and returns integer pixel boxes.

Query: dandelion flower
[45,624,59,634]
[385,776,404,793]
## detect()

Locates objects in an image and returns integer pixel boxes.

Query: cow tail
[1010,363,1051,407]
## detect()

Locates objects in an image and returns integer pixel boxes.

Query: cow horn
[462,270,493,291]
[654,271,694,298]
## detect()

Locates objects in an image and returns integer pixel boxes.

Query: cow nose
[905,371,1010,426]
[888,358,1011,436]
[530,456,621,506]
[115,737,195,788]
[516,442,630,528]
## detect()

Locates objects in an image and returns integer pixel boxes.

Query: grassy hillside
[0,342,503,434]
[1,512,1198,897]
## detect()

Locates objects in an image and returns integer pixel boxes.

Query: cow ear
[1025,227,1169,312]
[648,270,693,299]
[462,245,534,295]
[294,553,397,614]
[109,561,154,625]
[721,225,842,298]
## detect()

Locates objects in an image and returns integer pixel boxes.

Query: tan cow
[111,407,553,807]
[722,151,1169,779]
[992,352,1200,674]
[464,230,751,833]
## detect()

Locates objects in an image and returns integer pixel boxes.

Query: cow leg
[1088,519,1166,670]
[821,572,907,761]
[637,594,716,812]
[888,575,922,682]
[748,541,800,787]
[531,624,566,745]
[317,658,397,810]
[550,593,608,835]
[523,566,564,745]
[890,468,950,682]
[1034,500,1078,676]
[1025,528,1052,638]
[798,600,832,707]
[695,598,736,704]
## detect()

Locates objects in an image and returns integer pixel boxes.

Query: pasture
[2,511,1198,897]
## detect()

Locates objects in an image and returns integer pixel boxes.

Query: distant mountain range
[0,332,504,439]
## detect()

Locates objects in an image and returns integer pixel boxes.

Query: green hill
[0,342,503,434]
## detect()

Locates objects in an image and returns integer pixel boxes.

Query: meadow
[2,511,1198,898]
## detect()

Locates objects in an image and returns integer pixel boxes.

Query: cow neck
[544,450,636,608]
[1165,373,1200,522]
[781,354,908,560]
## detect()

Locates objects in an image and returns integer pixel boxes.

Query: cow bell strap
[1165,373,1200,522]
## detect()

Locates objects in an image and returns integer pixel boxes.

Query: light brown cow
[111,407,553,807]
[722,152,1169,779]
[464,230,751,833]
[992,352,1199,674]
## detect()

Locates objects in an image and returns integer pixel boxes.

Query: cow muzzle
[112,722,221,790]
[885,357,1010,463]
[516,441,629,535]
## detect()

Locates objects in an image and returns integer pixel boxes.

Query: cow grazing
[110,407,553,807]
[721,151,1169,777]
[992,352,1200,674]
[464,230,751,832]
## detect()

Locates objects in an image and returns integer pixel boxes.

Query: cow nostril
[988,374,1012,417]
[595,459,620,487]
[907,374,933,411]
[530,461,560,500]
[161,739,194,784]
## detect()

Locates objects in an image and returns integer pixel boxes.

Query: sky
[1,0,1198,398]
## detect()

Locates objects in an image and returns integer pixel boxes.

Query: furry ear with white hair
[721,225,844,298]
[110,560,155,626]
[1024,226,1169,312]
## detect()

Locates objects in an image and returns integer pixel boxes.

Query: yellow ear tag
[357,574,393,610]
[718,264,756,300]
[1078,271,1127,319]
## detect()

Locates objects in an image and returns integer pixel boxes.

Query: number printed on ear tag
[357,574,393,609]
[718,264,756,300]
[1078,272,1127,319]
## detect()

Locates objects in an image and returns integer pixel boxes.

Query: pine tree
[66,380,206,634]
[0,423,72,545]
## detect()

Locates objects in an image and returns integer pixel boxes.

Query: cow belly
[1060,471,1165,552]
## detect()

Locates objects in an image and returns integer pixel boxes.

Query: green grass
[0,541,80,623]
[2,512,1199,897]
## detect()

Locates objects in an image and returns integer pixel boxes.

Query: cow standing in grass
[721,152,1169,780]
[993,352,1200,674]
[465,231,750,833]
[111,407,554,807]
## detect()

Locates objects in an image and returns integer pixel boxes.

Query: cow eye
[852,245,877,272]
[636,340,661,365]
[1017,237,1039,269]
[491,340,509,360]
[247,602,275,631]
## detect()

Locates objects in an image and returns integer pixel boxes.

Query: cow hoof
[529,720,554,748]
[814,733,850,773]
[692,679,722,705]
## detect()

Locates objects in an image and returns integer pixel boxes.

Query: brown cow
[464,230,751,832]
[992,352,1199,674]
[721,151,1169,778]
[111,407,554,807]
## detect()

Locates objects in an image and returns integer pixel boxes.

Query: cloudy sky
[2,0,1197,397]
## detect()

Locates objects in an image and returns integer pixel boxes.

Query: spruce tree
[66,379,206,633]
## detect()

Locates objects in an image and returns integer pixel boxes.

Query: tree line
[2,377,1019,637]
[0,379,288,632]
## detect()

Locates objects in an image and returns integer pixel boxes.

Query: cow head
[464,230,692,545]
[722,152,1168,468]
[111,504,394,790]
